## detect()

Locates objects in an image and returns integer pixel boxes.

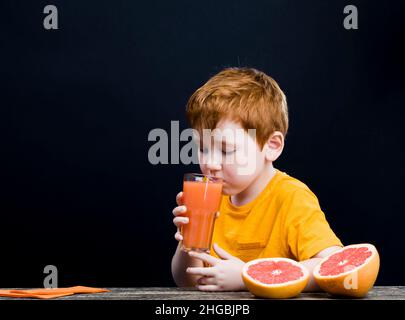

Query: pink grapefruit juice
[181,179,223,252]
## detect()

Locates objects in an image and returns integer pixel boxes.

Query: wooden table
[1,286,403,300]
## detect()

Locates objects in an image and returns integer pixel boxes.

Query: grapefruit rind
[242,258,309,299]
[313,243,380,298]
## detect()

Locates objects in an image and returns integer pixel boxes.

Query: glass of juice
[181,173,223,253]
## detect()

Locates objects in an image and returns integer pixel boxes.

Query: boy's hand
[172,191,219,242]
[172,191,188,242]
[186,243,246,292]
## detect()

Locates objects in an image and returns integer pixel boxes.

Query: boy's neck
[230,163,277,207]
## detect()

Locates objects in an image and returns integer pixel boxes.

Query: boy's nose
[206,161,222,175]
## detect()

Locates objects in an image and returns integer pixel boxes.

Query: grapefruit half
[313,243,380,298]
[242,258,309,299]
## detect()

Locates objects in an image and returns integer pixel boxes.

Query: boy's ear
[264,131,284,162]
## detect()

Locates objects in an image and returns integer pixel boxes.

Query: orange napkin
[0,286,110,299]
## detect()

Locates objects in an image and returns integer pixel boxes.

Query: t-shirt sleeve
[285,189,343,261]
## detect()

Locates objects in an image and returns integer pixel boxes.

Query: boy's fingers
[198,276,216,285]
[172,206,187,216]
[213,243,234,260]
[173,217,189,227]
[176,192,184,205]
[188,251,219,266]
[174,231,183,241]
[186,267,216,277]
[196,285,219,292]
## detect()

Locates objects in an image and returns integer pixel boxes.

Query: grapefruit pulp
[313,243,380,298]
[242,258,309,299]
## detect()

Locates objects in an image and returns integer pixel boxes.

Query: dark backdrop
[0,0,404,287]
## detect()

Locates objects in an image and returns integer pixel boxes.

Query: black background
[0,0,404,288]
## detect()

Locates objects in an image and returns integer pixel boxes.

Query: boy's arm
[171,242,204,287]
[299,246,342,292]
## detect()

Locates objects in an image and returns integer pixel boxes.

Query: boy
[171,67,343,292]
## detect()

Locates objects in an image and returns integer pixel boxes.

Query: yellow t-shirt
[210,169,343,262]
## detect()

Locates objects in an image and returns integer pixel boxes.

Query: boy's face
[196,118,268,196]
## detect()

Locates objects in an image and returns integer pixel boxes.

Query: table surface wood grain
[0,286,404,300]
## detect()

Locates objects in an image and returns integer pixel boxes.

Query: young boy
[171,67,343,292]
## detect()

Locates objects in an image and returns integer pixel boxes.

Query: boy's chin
[221,186,236,196]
